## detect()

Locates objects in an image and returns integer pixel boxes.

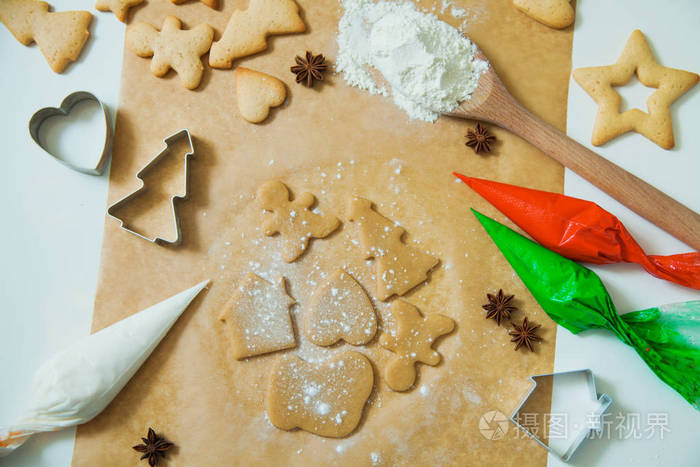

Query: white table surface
[0,1,698,465]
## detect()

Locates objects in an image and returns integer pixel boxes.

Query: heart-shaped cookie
[304,269,377,346]
[234,67,287,123]
[513,0,574,29]
[266,351,374,438]
[28,91,112,175]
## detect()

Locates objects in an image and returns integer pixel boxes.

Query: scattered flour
[336,0,488,121]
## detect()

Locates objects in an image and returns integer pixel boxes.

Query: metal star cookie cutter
[28,91,112,175]
[510,369,612,462]
[107,129,194,246]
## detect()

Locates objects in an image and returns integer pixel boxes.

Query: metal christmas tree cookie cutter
[107,129,194,246]
[28,91,112,175]
[510,369,612,462]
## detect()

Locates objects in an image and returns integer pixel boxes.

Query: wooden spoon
[446,51,700,251]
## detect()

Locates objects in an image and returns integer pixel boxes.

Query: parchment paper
[73,0,575,465]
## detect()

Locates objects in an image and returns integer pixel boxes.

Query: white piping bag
[0,280,209,456]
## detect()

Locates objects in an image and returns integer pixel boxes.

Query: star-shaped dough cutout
[573,29,698,149]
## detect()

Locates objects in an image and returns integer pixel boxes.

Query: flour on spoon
[336,0,487,122]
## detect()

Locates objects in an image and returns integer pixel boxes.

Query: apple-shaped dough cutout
[234,67,286,123]
[513,0,574,29]
[304,270,377,346]
[266,352,374,438]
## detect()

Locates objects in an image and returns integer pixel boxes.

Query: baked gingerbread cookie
[219,273,296,360]
[0,0,92,73]
[513,0,574,29]
[95,0,143,22]
[573,30,699,149]
[127,15,214,90]
[304,269,377,346]
[348,196,439,301]
[170,0,218,9]
[257,180,340,260]
[266,352,374,438]
[209,0,306,69]
[380,299,454,391]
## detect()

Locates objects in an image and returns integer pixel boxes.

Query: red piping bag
[454,173,700,290]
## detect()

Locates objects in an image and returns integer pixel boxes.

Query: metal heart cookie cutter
[107,129,195,246]
[510,369,612,462]
[29,91,112,175]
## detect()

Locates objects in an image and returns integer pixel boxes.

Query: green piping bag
[472,209,700,410]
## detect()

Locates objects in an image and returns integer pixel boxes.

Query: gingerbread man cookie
[95,0,143,22]
[209,0,306,69]
[379,300,454,391]
[573,29,699,149]
[257,180,340,262]
[266,352,374,438]
[0,0,92,73]
[513,0,574,29]
[348,196,439,301]
[127,15,214,90]
[219,273,296,360]
[235,68,288,123]
[305,269,377,347]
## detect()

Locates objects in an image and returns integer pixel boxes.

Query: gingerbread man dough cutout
[209,0,306,69]
[573,29,699,149]
[95,0,143,22]
[304,269,377,346]
[379,299,454,391]
[267,352,374,438]
[348,196,439,301]
[219,273,296,360]
[0,0,92,73]
[127,15,214,89]
[257,181,340,263]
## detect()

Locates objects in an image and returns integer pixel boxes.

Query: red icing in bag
[454,173,700,290]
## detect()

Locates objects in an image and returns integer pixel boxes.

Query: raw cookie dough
[572,29,699,149]
[219,273,296,359]
[209,0,305,69]
[257,180,340,260]
[266,351,374,438]
[127,15,214,90]
[304,269,377,346]
[380,299,454,391]
[348,196,439,301]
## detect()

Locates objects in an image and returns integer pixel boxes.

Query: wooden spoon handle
[495,101,700,251]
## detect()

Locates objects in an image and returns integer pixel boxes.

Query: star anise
[509,317,541,352]
[291,51,329,87]
[465,123,496,153]
[482,289,517,325]
[132,428,174,466]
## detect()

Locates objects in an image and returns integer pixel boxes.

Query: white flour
[336,0,488,122]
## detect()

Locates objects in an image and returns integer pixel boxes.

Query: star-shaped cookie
[573,29,698,149]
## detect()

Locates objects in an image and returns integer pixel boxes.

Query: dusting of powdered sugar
[336,0,488,122]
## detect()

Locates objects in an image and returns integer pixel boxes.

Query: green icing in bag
[472,209,700,410]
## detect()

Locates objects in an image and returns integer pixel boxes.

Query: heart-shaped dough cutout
[304,269,377,346]
[234,67,286,123]
[28,91,112,175]
[266,351,374,438]
[513,0,574,29]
